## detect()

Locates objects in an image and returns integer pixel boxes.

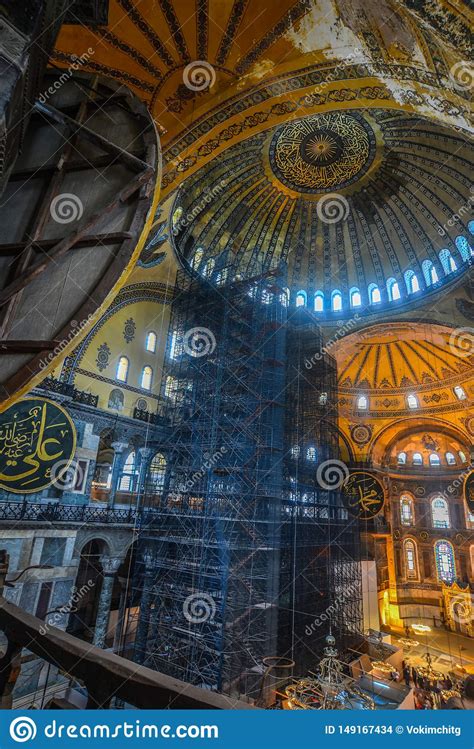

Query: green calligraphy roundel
[0,397,76,494]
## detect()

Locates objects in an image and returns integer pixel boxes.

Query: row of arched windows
[400,494,453,528]
[397,450,468,466]
[356,386,466,413]
[289,241,472,312]
[404,538,456,584]
[116,357,153,390]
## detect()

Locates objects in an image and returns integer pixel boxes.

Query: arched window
[119,451,139,492]
[404,270,420,294]
[404,539,418,579]
[453,385,466,400]
[146,331,157,353]
[261,288,273,304]
[306,446,317,462]
[296,290,307,307]
[406,394,418,410]
[147,452,166,493]
[204,257,215,278]
[434,540,456,583]
[216,268,228,286]
[357,395,368,410]
[387,278,400,301]
[422,260,434,286]
[318,392,328,405]
[429,453,440,466]
[445,452,456,465]
[116,356,129,383]
[331,290,342,311]
[455,235,471,262]
[439,249,457,274]
[413,452,423,465]
[291,446,300,459]
[141,365,153,390]
[400,495,414,525]
[281,287,290,307]
[459,450,467,463]
[431,496,450,528]
[397,451,407,465]
[314,291,324,312]
[368,283,381,304]
[108,389,124,411]
[192,247,204,269]
[164,375,177,398]
[350,287,361,307]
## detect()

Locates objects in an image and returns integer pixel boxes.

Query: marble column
[112,576,129,654]
[137,447,155,509]
[93,556,122,649]
[133,555,154,664]
[109,442,128,506]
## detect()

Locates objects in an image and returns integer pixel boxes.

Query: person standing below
[403,664,411,687]
[412,666,418,688]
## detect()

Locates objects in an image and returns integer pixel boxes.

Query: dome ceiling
[171,108,472,309]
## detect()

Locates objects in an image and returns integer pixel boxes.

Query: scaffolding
[131,270,363,700]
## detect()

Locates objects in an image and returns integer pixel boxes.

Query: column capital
[111,441,128,454]
[100,556,122,576]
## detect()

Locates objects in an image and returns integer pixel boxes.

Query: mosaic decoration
[0,398,76,494]
[96,342,111,371]
[123,318,136,343]
[350,424,372,446]
[341,471,385,519]
[269,112,377,194]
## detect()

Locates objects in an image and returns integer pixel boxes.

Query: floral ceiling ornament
[123,318,136,343]
[96,343,111,372]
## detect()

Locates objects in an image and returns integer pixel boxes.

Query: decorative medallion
[0,398,76,494]
[463,471,474,515]
[420,531,429,542]
[136,398,148,411]
[464,416,474,436]
[341,471,385,519]
[123,318,136,343]
[96,342,111,372]
[350,424,372,446]
[269,112,377,194]
[414,486,425,497]
[394,529,401,540]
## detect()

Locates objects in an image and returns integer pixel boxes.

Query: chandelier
[284,635,375,710]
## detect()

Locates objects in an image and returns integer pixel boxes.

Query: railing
[38,377,98,407]
[0,597,254,710]
[0,502,137,525]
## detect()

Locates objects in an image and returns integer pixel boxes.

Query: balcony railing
[0,597,254,709]
[38,377,98,407]
[0,501,137,525]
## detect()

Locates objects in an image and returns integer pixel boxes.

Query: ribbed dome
[172,108,472,315]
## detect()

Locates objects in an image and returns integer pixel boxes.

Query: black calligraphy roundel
[464,471,474,516]
[0,398,76,494]
[341,471,385,519]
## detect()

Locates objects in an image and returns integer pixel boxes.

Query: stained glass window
[435,540,456,583]
[404,539,417,579]
[400,495,413,525]
[431,497,450,528]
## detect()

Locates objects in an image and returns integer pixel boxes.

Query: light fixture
[411,623,431,633]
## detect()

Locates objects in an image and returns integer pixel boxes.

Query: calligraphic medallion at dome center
[0,397,76,493]
[269,112,377,194]
[463,471,474,515]
[341,471,385,519]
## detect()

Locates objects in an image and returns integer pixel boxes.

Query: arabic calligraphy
[464,472,474,515]
[0,398,76,493]
[341,472,385,519]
